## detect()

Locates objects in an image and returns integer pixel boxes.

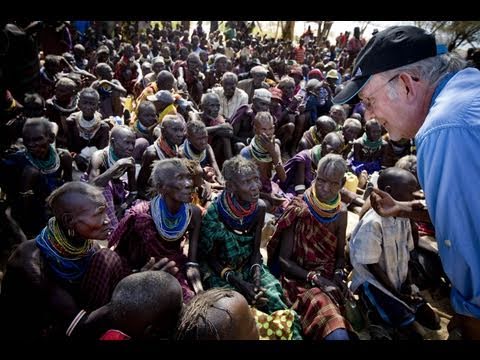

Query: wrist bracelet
[334,268,345,276]
[66,309,87,337]
[186,262,199,267]
[250,263,262,274]
[294,184,306,193]
[225,271,234,284]
[220,267,233,279]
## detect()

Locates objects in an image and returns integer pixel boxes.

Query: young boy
[349,167,440,339]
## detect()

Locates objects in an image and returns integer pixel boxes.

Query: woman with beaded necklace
[109,158,203,303]
[197,155,303,339]
[0,181,129,339]
[1,117,72,238]
[268,153,355,340]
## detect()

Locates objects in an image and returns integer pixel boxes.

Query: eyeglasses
[360,74,400,112]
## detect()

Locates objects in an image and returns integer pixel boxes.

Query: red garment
[100,329,131,340]
[108,200,195,302]
[268,197,352,339]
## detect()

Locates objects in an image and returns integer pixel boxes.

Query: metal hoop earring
[68,228,75,237]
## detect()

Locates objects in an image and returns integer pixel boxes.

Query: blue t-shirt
[416,67,480,319]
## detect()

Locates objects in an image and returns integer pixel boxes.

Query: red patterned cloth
[100,329,131,340]
[108,200,195,302]
[268,196,352,339]
[80,247,130,310]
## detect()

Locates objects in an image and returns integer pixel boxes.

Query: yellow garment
[158,103,177,123]
[250,307,295,340]
[343,171,359,193]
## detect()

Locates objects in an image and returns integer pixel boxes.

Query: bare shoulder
[5,239,43,281]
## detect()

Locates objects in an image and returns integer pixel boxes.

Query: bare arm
[136,147,156,199]
[206,144,223,182]
[294,161,306,194]
[186,206,204,294]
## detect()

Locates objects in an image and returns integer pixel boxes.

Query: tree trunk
[282,21,295,41]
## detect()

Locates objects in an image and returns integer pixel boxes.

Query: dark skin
[88,127,137,216]
[137,118,186,199]
[158,165,203,294]
[353,120,387,163]
[367,171,423,304]
[294,134,344,196]
[279,166,348,306]
[184,129,223,184]
[252,115,285,210]
[190,95,233,162]
[19,123,72,221]
[297,116,337,152]
[206,172,268,307]
[231,98,270,148]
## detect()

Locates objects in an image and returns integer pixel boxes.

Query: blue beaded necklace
[150,195,192,241]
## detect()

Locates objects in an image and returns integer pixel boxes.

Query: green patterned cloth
[199,203,303,339]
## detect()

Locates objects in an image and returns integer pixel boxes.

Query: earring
[67,228,75,237]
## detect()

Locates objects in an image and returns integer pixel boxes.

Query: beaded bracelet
[225,271,234,284]
[250,263,262,274]
[220,267,233,279]
[306,271,316,283]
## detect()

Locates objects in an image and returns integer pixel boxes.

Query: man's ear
[341,176,346,188]
[61,212,74,230]
[225,181,235,193]
[384,185,392,194]
[399,73,418,101]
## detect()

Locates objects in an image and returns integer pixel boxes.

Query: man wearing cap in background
[146,89,177,125]
[237,65,271,103]
[333,25,480,340]
[326,69,339,95]
[229,88,273,154]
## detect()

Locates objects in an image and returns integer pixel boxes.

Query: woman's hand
[186,266,204,294]
[140,257,179,276]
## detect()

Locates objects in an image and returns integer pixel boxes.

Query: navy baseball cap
[333,26,438,105]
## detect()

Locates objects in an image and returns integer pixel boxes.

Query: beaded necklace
[154,138,178,160]
[182,140,206,163]
[250,136,272,163]
[309,126,321,145]
[134,119,150,136]
[77,114,102,140]
[362,133,383,151]
[47,217,93,258]
[25,144,61,175]
[216,190,258,232]
[103,146,120,169]
[150,195,192,241]
[35,217,95,283]
[303,185,341,224]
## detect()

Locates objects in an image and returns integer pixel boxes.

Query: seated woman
[348,119,387,175]
[297,115,337,153]
[268,154,355,340]
[109,158,203,303]
[197,156,302,339]
[0,182,129,339]
[0,117,72,237]
[275,132,344,197]
[65,88,110,172]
